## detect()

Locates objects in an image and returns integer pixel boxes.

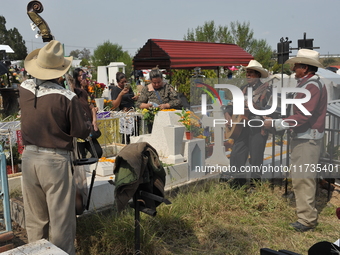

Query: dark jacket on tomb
[113,142,166,213]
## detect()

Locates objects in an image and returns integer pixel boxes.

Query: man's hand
[263,116,274,130]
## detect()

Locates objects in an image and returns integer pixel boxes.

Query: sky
[2,0,340,58]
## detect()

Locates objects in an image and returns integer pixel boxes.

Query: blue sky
[2,0,340,58]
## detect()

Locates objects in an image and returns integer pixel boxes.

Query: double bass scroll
[27,1,54,42]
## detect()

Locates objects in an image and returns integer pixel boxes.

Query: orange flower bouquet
[87,80,106,98]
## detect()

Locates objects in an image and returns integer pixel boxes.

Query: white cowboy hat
[245,60,269,78]
[24,40,73,80]
[285,48,323,68]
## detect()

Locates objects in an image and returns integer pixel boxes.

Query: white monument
[97,62,126,86]
[201,101,230,166]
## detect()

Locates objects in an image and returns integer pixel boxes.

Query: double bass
[26,1,97,215]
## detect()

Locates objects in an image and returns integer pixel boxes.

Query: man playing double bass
[221,60,271,186]
[20,40,91,254]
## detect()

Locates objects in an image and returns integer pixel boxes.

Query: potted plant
[175,108,203,139]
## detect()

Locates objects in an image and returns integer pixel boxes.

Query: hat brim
[245,66,269,78]
[285,57,324,68]
[24,48,73,80]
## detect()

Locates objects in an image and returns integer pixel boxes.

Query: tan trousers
[291,138,321,228]
[21,148,76,255]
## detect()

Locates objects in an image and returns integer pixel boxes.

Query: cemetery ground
[9,179,340,255]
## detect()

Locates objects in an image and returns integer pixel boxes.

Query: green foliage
[184,20,233,43]
[272,63,292,75]
[175,108,203,136]
[91,41,133,81]
[92,41,129,66]
[171,69,191,98]
[230,21,254,52]
[117,51,133,81]
[251,39,274,69]
[0,16,27,60]
[175,108,191,130]
[1,137,21,165]
[139,107,160,124]
[79,58,90,67]
[326,144,340,160]
[7,28,27,60]
[69,48,91,60]
[171,69,217,103]
[184,20,273,70]
[323,57,336,67]
[75,180,340,254]
[202,69,217,79]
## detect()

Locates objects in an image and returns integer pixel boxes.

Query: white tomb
[201,101,230,166]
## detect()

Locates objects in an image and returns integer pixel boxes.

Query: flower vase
[6,165,18,174]
[185,131,193,140]
[95,98,104,111]
[147,122,153,133]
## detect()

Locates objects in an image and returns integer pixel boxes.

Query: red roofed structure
[133,39,253,70]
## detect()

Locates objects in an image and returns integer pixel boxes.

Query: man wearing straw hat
[264,49,327,232]
[222,60,270,186]
[20,40,91,254]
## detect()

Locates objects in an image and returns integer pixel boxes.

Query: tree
[92,41,127,66]
[80,58,90,67]
[251,39,274,69]
[117,51,133,81]
[69,49,81,58]
[323,57,336,67]
[91,41,132,81]
[184,20,273,69]
[7,28,27,60]
[0,16,7,44]
[184,20,232,43]
[69,48,91,59]
[0,16,27,60]
[230,21,254,53]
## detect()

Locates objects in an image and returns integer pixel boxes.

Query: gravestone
[130,111,183,157]
[201,101,230,166]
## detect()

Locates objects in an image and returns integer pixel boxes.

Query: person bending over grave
[136,67,182,110]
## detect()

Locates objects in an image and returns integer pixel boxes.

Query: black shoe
[289,221,314,232]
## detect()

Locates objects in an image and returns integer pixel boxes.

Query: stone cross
[201,101,230,166]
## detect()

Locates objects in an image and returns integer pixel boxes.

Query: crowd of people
[17,38,330,254]
[17,40,185,254]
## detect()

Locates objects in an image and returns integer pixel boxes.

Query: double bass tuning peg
[30,22,37,31]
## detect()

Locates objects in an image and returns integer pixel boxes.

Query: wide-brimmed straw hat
[24,40,73,80]
[245,60,269,78]
[285,48,323,68]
